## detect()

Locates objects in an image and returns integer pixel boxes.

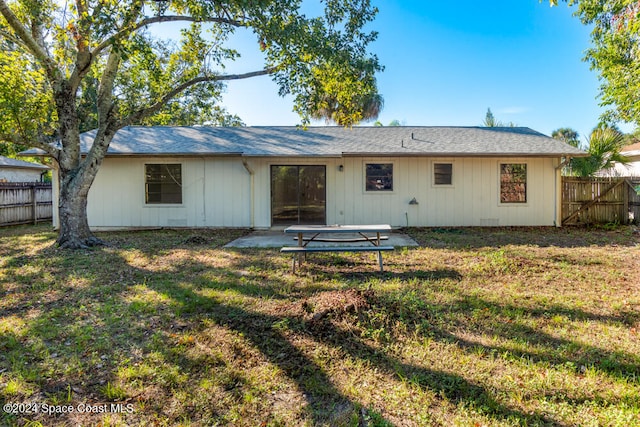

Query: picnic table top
[283,224,392,234]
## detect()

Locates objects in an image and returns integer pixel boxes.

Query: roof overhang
[341,152,589,158]
[2,165,50,170]
[99,152,244,158]
[17,148,50,158]
[20,149,588,159]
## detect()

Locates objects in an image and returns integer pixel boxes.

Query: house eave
[241,154,343,158]
[26,150,588,159]
[0,164,50,170]
[101,152,244,158]
[340,152,588,158]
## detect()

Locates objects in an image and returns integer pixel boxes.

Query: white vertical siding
[52,165,59,228]
[85,157,251,228]
[0,168,45,182]
[66,154,560,229]
[203,158,250,227]
[330,156,557,227]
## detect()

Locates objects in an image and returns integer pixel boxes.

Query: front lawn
[1,225,639,426]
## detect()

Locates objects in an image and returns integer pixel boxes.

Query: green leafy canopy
[0,0,383,149]
[549,0,640,127]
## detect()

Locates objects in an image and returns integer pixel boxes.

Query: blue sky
[210,1,633,141]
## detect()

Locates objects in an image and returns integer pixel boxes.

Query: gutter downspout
[242,158,255,228]
[554,157,572,227]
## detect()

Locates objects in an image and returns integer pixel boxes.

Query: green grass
[1,224,639,426]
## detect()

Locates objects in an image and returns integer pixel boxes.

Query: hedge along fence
[0,182,53,226]
[562,177,640,225]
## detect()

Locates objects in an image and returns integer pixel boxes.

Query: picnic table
[280,224,395,272]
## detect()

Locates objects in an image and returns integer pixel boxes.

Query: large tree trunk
[56,168,104,249]
[53,75,115,249]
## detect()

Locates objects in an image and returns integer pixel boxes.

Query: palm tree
[311,92,384,126]
[570,127,630,177]
[482,108,517,127]
[551,128,580,148]
[483,108,498,127]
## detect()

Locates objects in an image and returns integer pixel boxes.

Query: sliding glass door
[271,165,326,225]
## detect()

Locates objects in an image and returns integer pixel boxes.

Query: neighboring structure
[25,126,585,229]
[597,141,640,177]
[0,156,49,182]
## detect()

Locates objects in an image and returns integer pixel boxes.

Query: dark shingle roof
[24,126,587,157]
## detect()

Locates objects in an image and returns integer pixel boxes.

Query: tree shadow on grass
[2,227,638,425]
[305,317,561,426]
[103,246,567,425]
[1,240,380,424]
[351,281,640,384]
[143,268,564,426]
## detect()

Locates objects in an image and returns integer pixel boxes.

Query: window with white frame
[500,163,527,203]
[145,164,182,204]
[433,163,453,185]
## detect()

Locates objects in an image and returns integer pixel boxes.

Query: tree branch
[32,135,61,158]
[68,35,93,92]
[5,130,61,158]
[0,0,60,83]
[119,67,276,127]
[78,48,121,173]
[75,0,87,15]
[91,15,245,58]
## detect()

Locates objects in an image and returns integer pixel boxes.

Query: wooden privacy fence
[0,182,53,226]
[562,177,640,225]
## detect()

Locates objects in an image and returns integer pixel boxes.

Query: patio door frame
[270,165,326,226]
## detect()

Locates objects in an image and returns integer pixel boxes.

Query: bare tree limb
[91,15,245,58]
[119,67,276,127]
[4,130,61,158]
[80,48,121,175]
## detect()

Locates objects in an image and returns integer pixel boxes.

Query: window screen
[365,163,393,191]
[145,164,182,204]
[434,163,453,185]
[500,163,526,203]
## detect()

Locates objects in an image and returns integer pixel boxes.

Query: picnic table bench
[281,224,394,272]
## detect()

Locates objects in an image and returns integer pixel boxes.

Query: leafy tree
[550,0,640,125]
[551,127,581,148]
[73,75,245,130]
[621,128,640,147]
[0,0,382,248]
[569,127,629,176]
[0,38,55,156]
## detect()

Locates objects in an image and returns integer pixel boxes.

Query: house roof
[621,141,640,157]
[0,156,49,170]
[22,126,587,158]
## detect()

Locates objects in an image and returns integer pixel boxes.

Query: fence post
[31,184,37,225]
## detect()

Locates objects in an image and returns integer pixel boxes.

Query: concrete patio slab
[224,230,419,248]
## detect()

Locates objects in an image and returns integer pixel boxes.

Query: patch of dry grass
[1,224,639,426]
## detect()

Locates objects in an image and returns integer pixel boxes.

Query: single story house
[0,156,50,182]
[597,141,640,177]
[29,126,586,229]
